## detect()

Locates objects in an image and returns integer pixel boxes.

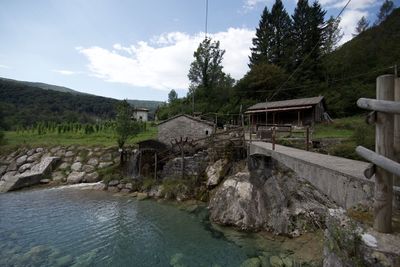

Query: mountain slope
[0,77,82,94]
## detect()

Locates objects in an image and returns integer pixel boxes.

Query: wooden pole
[306,126,310,151]
[394,77,400,187]
[374,74,395,233]
[181,146,185,179]
[272,127,276,151]
[154,152,157,180]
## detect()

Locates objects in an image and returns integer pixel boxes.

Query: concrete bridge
[249,141,400,209]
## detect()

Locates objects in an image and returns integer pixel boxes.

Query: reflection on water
[0,187,301,267]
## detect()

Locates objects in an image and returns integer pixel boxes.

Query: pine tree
[323,16,343,54]
[249,7,273,67]
[353,16,370,36]
[269,0,292,68]
[168,89,178,103]
[376,0,394,25]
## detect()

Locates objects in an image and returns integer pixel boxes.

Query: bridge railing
[356,74,400,233]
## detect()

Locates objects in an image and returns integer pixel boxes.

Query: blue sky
[0,0,393,101]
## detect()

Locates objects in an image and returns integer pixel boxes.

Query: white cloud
[78,28,254,91]
[0,64,11,69]
[339,9,369,43]
[243,0,268,10]
[52,69,81,75]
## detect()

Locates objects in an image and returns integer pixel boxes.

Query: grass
[1,124,157,149]
[313,116,366,139]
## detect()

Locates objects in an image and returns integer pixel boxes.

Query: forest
[158,1,399,120]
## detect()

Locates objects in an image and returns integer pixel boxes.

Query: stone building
[157,114,214,145]
[132,108,149,122]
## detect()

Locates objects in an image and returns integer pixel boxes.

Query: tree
[269,0,292,68]
[115,100,138,148]
[188,37,226,96]
[291,0,326,80]
[168,89,178,103]
[376,0,394,25]
[353,16,370,36]
[249,7,273,67]
[323,16,343,54]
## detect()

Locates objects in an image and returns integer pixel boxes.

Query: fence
[356,74,400,233]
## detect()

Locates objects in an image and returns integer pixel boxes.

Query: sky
[0,0,395,101]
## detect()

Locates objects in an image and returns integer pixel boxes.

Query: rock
[120,188,131,194]
[108,186,119,193]
[40,179,50,184]
[18,163,32,173]
[92,182,106,191]
[208,157,335,235]
[75,156,83,162]
[170,253,184,267]
[6,162,17,172]
[52,171,65,182]
[16,155,27,166]
[0,165,6,176]
[130,192,138,197]
[108,180,119,187]
[65,151,75,157]
[117,183,125,190]
[55,255,73,267]
[100,153,112,161]
[70,162,82,171]
[240,257,261,267]
[36,148,44,153]
[50,147,60,154]
[58,162,70,170]
[84,172,99,183]
[26,149,36,156]
[66,171,85,184]
[98,162,113,169]
[125,183,133,190]
[27,153,42,163]
[206,159,229,188]
[137,192,148,200]
[87,158,99,166]
[82,164,95,173]
[281,257,293,267]
[148,185,164,199]
[269,256,284,267]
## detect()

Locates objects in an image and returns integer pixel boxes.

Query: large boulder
[84,172,99,183]
[209,156,335,236]
[206,159,230,188]
[16,155,27,166]
[70,162,82,172]
[66,171,85,184]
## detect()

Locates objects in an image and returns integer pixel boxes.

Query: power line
[269,0,352,101]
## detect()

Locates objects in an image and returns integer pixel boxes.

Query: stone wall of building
[158,115,214,145]
[160,150,209,179]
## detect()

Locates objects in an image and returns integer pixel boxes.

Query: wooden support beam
[394,77,400,187]
[374,74,394,233]
[357,98,400,114]
[356,146,400,177]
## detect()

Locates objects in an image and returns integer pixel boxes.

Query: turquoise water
[0,187,282,267]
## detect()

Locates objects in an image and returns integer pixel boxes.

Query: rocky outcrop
[209,156,336,236]
[206,159,230,188]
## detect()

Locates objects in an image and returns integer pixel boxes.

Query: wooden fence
[356,74,400,233]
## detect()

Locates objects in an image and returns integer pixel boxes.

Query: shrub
[352,124,374,150]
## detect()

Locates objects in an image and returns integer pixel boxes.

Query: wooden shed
[245,96,327,127]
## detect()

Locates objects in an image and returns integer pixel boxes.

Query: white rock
[362,233,378,247]
[71,162,82,171]
[67,172,85,184]
[98,162,113,169]
[16,155,27,166]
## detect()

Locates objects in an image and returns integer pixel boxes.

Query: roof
[157,114,215,126]
[247,96,325,111]
[133,108,149,112]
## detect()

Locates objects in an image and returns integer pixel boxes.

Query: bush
[328,142,361,160]
[142,178,157,191]
[352,124,374,150]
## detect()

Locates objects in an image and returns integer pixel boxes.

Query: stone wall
[158,115,214,145]
[0,146,119,192]
[160,151,209,179]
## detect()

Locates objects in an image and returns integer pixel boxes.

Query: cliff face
[208,156,336,236]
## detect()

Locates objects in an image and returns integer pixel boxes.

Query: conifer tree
[323,16,343,54]
[376,0,394,25]
[353,16,370,36]
[269,0,292,68]
[249,7,273,67]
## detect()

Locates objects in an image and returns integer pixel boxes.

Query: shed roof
[247,96,324,111]
[133,108,149,112]
[157,114,214,126]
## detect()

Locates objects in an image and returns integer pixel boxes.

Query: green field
[313,116,368,139]
[1,125,157,150]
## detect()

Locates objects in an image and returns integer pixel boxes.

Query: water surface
[0,187,283,266]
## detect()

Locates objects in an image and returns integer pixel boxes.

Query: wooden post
[297,111,300,126]
[394,77,400,187]
[154,152,157,180]
[374,74,395,233]
[138,150,142,177]
[306,126,310,151]
[272,127,276,151]
[181,146,185,179]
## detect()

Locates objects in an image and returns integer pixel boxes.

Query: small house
[132,108,149,122]
[245,96,327,126]
[157,114,214,145]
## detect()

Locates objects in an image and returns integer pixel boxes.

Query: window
[205,130,209,135]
